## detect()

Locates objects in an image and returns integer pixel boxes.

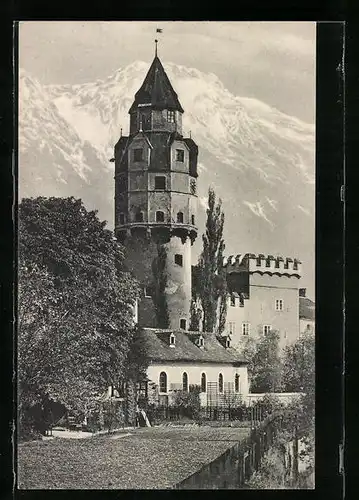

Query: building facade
[143,328,249,405]
[223,253,302,350]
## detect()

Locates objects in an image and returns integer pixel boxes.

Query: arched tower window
[135,211,144,222]
[159,372,167,393]
[156,211,164,222]
[218,373,223,393]
[177,211,184,223]
[182,372,188,392]
[201,373,206,393]
[235,374,240,393]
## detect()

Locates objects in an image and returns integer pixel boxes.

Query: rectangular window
[175,149,184,162]
[155,176,166,190]
[275,299,284,311]
[180,319,186,330]
[229,321,236,335]
[175,254,183,266]
[242,322,250,336]
[230,296,236,307]
[263,325,271,336]
[167,110,175,123]
[144,287,152,298]
[134,148,143,162]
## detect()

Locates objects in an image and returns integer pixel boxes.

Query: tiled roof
[299,297,315,320]
[129,56,184,114]
[142,328,247,365]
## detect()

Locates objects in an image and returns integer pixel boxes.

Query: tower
[114,49,199,330]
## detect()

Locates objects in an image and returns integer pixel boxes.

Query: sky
[19,21,316,123]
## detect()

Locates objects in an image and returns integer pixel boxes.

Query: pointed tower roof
[129,56,184,114]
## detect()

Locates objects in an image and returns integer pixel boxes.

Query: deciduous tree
[243,330,283,393]
[18,197,140,433]
[195,187,227,333]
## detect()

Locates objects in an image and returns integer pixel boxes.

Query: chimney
[299,288,306,297]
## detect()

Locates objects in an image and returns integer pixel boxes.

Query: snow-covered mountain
[19,61,315,295]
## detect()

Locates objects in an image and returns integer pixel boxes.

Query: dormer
[217,335,231,349]
[169,332,176,348]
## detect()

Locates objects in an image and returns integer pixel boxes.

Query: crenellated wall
[224,253,302,350]
[223,253,302,277]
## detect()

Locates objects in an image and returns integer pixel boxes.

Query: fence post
[292,422,299,485]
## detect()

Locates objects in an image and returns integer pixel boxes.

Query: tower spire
[155,39,158,57]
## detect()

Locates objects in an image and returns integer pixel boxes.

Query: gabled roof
[142,328,247,365]
[299,296,315,320]
[129,56,184,114]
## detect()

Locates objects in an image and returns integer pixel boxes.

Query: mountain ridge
[19,61,315,297]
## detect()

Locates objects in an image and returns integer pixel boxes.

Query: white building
[142,328,249,405]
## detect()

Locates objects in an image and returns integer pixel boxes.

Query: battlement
[223,253,302,276]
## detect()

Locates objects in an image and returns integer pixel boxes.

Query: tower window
[242,322,250,336]
[201,373,206,393]
[169,333,176,346]
[218,373,223,393]
[230,295,236,307]
[144,287,152,298]
[177,211,184,223]
[180,319,186,330]
[191,215,195,225]
[235,374,240,393]
[119,213,125,225]
[134,148,143,162]
[135,211,144,222]
[175,254,183,266]
[175,149,184,162]
[275,299,284,311]
[167,110,175,123]
[156,211,165,222]
[159,372,167,393]
[263,325,271,336]
[182,372,188,392]
[155,176,166,190]
[190,179,197,195]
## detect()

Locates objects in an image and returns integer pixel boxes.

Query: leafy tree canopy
[242,330,283,393]
[18,197,140,419]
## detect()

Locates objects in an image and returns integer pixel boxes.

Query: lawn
[17,426,250,489]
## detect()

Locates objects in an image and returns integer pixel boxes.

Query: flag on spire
[156,28,163,33]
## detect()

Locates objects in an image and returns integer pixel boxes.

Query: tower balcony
[115,221,198,245]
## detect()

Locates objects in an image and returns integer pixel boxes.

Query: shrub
[172,385,201,420]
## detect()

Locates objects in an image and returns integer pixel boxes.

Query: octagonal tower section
[114,54,199,330]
